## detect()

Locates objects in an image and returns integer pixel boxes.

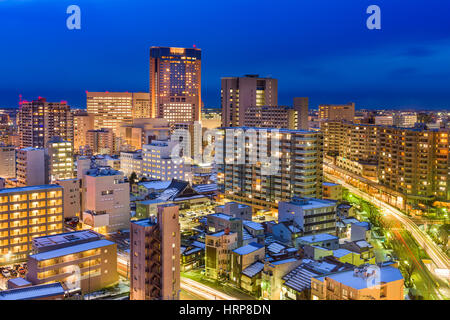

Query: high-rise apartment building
[16,148,47,187]
[18,97,73,149]
[130,204,180,300]
[0,184,64,264]
[244,105,298,129]
[378,127,449,205]
[47,137,74,182]
[393,112,418,128]
[149,47,202,124]
[72,110,94,154]
[221,75,277,127]
[322,121,378,178]
[142,140,185,181]
[86,92,150,133]
[0,145,16,179]
[318,103,355,122]
[83,168,130,233]
[86,129,115,155]
[293,97,309,130]
[217,127,323,209]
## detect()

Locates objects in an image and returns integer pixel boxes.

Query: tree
[129,172,138,185]
[400,260,416,288]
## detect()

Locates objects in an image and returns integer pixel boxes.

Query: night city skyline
[1,0,450,110]
[0,0,448,306]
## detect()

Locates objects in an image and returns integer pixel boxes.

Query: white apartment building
[16,148,47,187]
[0,145,16,179]
[142,140,185,181]
[83,168,130,234]
[47,137,74,182]
[120,151,143,177]
[374,115,394,126]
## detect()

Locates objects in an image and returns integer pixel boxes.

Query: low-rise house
[261,258,301,300]
[311,264,404,300]
[281,258,354,300]
[272,221,302,246]
[351,221,371,242]
[243,220,265,244]
[340,240,376,265]
[231,242,265,289]
[296,233,339,250]
[205,230,238,280]
[180,241,205,272]
[215,202,252,221]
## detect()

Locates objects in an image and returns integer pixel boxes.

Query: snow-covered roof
[0,283,65,300]
[233,242,264,255]
[297,233,338,243]
[243,220,264,231]
[315,266,404,289]
[193,184,218,193]
[139,180,172,191]
[242,261,265,278]
[333,248,353,258]
[270,258,298,266]
[355,240,372,248]
[267,242,287,254]
[29,239,115,261]
[283,266,320,292]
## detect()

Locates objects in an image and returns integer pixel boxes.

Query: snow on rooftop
[243,220,264,231]
[270,258,298,265]
[233,242,264,255]
[333,248,353,258]
[318,266,404,290]
[139,180,172,190]
[298,233,338,243]
[355,240,372,248]
[242,261,265,278]
[267,242,287,254]
[29,239,115,261]
[0,283,65,300]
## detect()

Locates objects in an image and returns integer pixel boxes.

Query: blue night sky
[0,0,449,110]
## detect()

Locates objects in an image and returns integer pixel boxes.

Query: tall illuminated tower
[149,46,202,124]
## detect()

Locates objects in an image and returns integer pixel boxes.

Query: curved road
[324,172,450,274]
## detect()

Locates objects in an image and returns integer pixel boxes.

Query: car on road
[18,267,26,275]
[2,269,10,278]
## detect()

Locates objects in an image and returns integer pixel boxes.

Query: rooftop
[33,230,102,250]
[0,184,62,195]
[29,239,115,261]
[243,220,264,231]
[242,261,265,278]
[0,283,65,300]
[297,233,339,244]
[233,242,264,255]
[315,265,404,290]
[285,197,337,210]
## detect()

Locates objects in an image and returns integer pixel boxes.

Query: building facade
[221,75,277,127]
[18,97,73,149]
[218,128,323,209]
[130,204,180,300]
[0,185,64,264]
[149,47,202,124]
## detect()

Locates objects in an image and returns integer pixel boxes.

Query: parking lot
[0,262,28,290]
